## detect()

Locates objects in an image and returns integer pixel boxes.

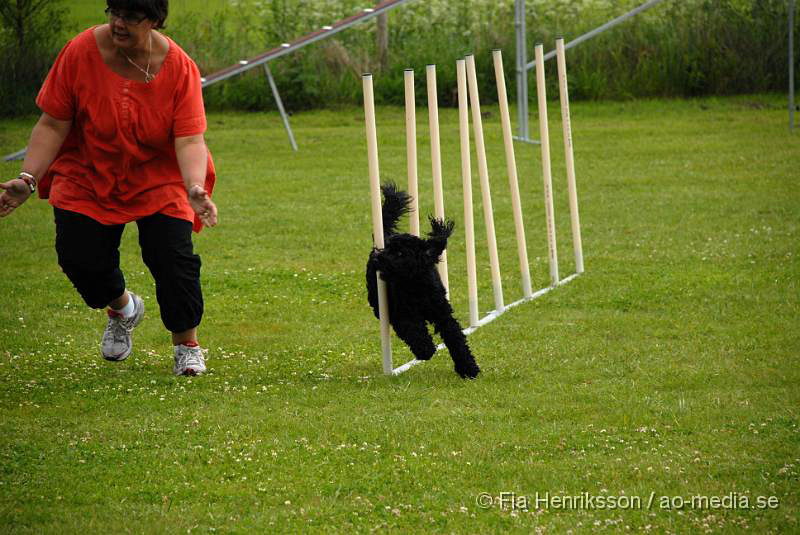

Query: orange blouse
[36,27,216,232]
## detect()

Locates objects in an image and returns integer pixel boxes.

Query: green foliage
[558,0,797,99]
[166,0,798,111]
[0,0,67,117]
[0,0,798,115]
[0,96,798,532]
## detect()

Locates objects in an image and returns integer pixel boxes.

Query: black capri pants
[54,207,203,333]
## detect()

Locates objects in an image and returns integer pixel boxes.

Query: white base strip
[390,272,581,375]
[391,357,425,376]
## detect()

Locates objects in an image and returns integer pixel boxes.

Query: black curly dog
[366,183,480,379]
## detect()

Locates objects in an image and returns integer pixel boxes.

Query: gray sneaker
[173,344,207,376]
[101,292,144,361]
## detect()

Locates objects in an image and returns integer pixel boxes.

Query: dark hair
[107,0,168,29]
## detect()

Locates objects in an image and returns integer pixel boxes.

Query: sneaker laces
[176,345,205,367]
[103,314,135,346]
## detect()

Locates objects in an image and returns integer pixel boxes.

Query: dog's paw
[455,361,481,379]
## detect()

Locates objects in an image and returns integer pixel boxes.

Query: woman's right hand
[0,178,33,217]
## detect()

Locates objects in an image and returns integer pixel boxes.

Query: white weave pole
[556,38,584,274]
[426,64,449,295]
[534,44,560,286]
[456,59,480,328]
[404,69,420,236]
[363,73,393,374]
[492,49,533,299]
[466,54,505,313]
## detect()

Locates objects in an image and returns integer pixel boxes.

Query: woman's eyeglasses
[105,7,148,25]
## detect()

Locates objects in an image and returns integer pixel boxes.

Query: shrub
[166,0,798,111]
[0,0,67,117]
[0,0,797,116]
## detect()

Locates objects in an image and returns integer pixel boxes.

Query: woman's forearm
[174,134,208,191]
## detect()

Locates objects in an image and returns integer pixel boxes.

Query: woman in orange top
[0,0,217,376]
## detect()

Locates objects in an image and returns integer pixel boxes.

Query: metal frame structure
[791,0,796,131]
[514,0,667,144]
[514,0,530,143]
[199,0,414,87]
[194,0,418,151]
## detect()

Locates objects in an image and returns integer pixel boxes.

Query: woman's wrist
[187,183,204,194]
[18,172,37,194]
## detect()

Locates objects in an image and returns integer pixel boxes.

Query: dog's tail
[380,182,412,236]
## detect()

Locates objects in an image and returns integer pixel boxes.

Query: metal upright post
[515,0,530,142]
[264,63,298,151]
[791,0,796,131]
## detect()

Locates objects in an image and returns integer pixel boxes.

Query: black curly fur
[366,183,480,379]
[379,182,412,237]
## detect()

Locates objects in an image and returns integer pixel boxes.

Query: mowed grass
[0,95,798,533]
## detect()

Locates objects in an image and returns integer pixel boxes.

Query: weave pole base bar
[389,272,581,376]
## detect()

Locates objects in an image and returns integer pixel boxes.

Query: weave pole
[456,59,480,328]
[404,69,420,235]
[493,49,533,299]
[534,44,560,286]
[466,54,505,314]
[426,65,449,294]
[363,73,393,374]
[556,38,584,274]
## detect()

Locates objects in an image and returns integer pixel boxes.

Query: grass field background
[0,94,798,532]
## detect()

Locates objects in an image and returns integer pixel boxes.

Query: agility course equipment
[404,69,421,235]
[198,0,417,152]
[363,74,394,374]
[534,44,559,287]
[426,65,450,294]
[465,54,504,316]
[493,49,533,300]
[513,0,668,144]
[364,41,584,376]
[557,38,585,273]
[791,0,796,131]
[456,59,480,328]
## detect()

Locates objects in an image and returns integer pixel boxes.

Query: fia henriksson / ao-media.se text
[475,491,781,511]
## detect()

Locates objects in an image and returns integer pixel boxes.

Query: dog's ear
[427,216,454,241]
[425,217,454,261]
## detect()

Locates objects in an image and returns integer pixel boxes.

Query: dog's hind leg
[433,316,481,379]
[392,318,437,361]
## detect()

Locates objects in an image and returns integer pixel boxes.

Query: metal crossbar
[4,0,418,161]
[790,0,796,131]
[514,0,667,143]
[199,0,416,88]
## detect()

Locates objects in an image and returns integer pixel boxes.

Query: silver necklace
[121,32,154,83]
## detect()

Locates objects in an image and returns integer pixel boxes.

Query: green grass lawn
[0,95,798,533]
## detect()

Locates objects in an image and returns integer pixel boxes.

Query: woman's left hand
[188,185,218,227]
